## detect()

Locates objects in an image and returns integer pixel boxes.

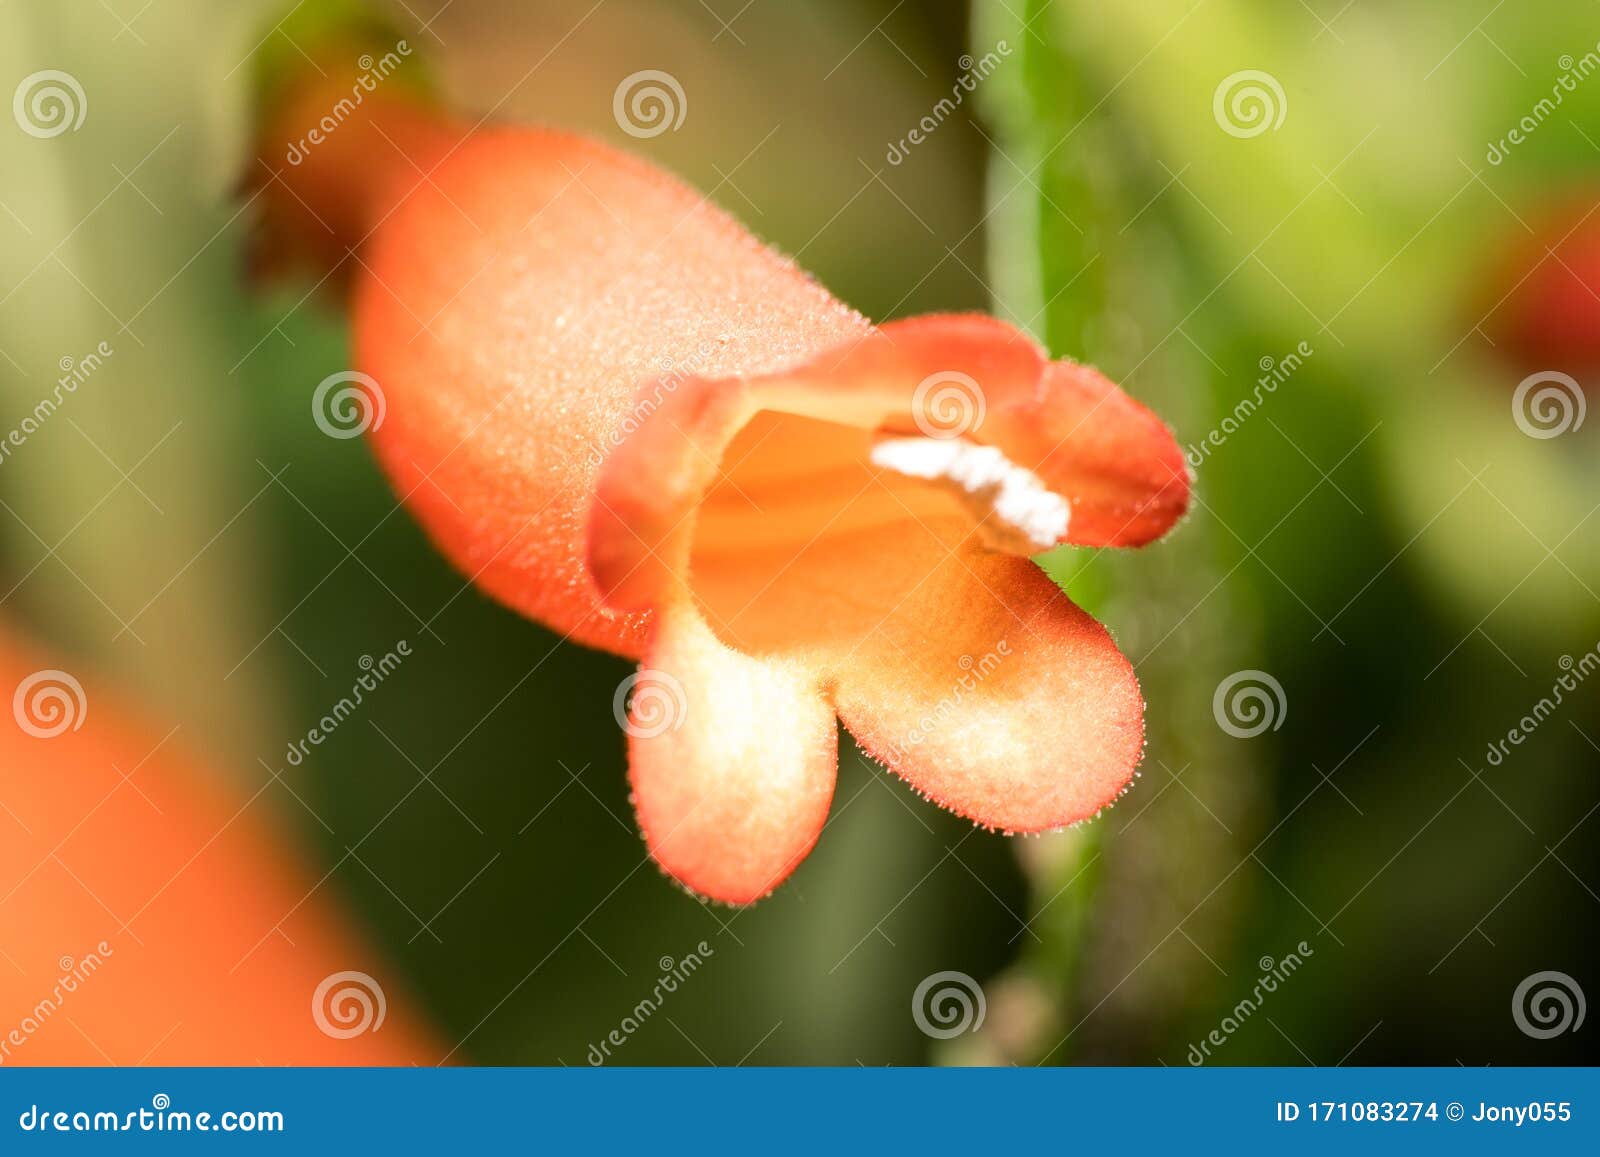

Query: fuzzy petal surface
[627,607,837,904]
[355,128,868,658]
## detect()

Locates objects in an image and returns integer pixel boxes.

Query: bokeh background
[1,0,1597,1065]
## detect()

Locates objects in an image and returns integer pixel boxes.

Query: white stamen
[870,436,1070,552]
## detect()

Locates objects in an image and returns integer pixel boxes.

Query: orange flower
[257,73,1189,903]
[1,630,436,1064]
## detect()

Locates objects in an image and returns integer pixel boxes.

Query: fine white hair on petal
[869,435,1070,551]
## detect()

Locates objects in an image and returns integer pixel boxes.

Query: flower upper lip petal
[586,312,1192,614]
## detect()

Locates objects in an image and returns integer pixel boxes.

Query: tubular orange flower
[0,629,436,1064]
[256,70,1189,904]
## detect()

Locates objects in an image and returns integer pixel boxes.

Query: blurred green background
[1,0,1596,1064]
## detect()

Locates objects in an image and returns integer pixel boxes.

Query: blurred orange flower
[1,630,437,1065]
